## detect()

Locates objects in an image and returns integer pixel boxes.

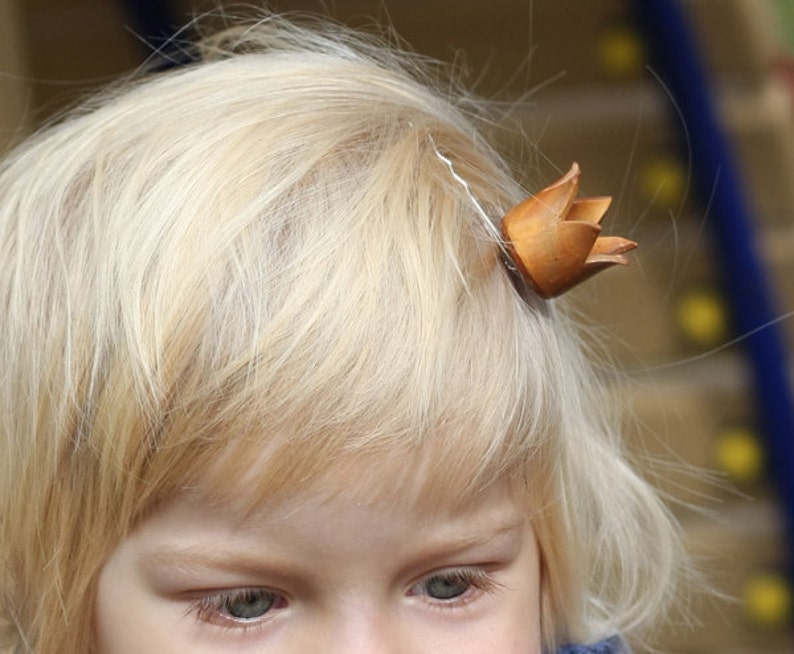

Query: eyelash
[410,568,503,609]
[189,567,503,631]
[190,587,287,632]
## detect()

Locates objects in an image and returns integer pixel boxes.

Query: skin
[95,483,542,653]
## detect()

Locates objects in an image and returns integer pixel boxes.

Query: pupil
[225,590,275,619]
[426,574,469,600]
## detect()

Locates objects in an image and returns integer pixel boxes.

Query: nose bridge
[321,598,404,654]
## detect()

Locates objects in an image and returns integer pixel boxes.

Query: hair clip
[501,163,637,298]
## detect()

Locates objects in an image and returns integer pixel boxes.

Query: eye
[410,569,496,602]
[223,589,279,619]
[192,588,286,627]
[422,571,472,600]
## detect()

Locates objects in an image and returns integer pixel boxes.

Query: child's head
[0,14,680,653]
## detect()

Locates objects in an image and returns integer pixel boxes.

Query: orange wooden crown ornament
[501,163,637,298]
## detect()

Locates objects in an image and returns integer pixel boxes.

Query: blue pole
[634,0,794,555]
[116,0,193,70]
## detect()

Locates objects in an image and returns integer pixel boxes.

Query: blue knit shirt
[557,636,628,653]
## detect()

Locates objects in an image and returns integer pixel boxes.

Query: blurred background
[1,0,794,651]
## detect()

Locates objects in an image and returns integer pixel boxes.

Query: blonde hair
[0,14,681,653]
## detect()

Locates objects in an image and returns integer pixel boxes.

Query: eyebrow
[138,547,303,581]
[137,515,526,579]
[414,515,526,554]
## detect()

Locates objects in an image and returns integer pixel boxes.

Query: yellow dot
[714,427,764,483]
[677,289,728,347]
[640,158,687,208]
[598,25,645,78]
[745,573,792,627]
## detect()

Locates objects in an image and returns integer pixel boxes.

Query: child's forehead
[123,476,532,596]
[182,467,526,536]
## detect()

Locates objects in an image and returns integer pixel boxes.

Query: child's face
[94,480,542,653]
